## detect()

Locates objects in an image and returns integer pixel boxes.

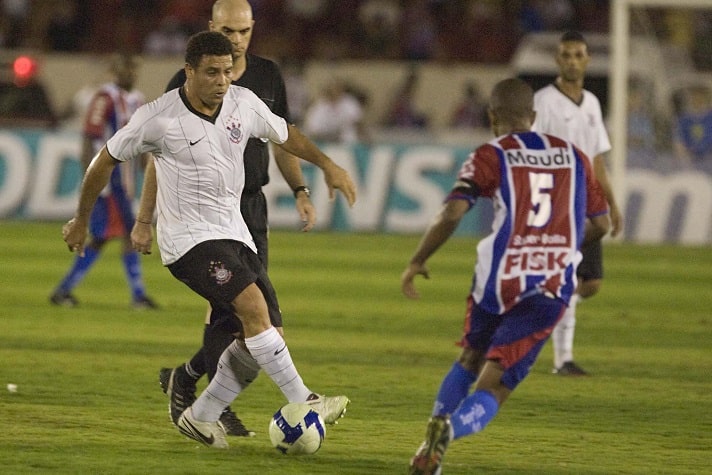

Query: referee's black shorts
[577,239,604,281]
[167,239,283,333]
[241,190,268,269]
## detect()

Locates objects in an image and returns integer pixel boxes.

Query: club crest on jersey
[209,261,233,286]
[226,118,243,144]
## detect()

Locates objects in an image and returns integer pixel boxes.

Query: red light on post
[13,56,38,85]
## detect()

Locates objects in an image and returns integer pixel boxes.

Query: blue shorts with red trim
[89,167,136,241]
[461,294,565,390]
[90,195,132,241]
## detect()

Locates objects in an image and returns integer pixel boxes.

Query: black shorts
[577,239,603,281]
[167,239,282,332]
[205,191,272,334]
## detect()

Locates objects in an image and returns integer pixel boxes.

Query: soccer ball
[269,402,326,455]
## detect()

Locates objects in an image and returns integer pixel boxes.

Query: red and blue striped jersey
[84,82,144,199]
[449,131,608,314]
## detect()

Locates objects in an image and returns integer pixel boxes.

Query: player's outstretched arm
[130,156,157,254]
[63,147,118,255]
[593,154,622,237]
[279,124,357,207]
[401,199,469,299]
[583,214,610,246]
[273,145,316,232]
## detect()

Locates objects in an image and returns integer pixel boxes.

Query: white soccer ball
[269,402,326,455]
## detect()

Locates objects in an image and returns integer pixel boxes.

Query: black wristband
[293,185,311,198]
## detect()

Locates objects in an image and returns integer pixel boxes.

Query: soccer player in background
[63,31,356,449]
[130,0,316,437]
[401,78,610,474]
[50,53,157,310]
[533,31,622,376]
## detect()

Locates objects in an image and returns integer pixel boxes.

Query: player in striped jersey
[63,31,356,449]
[402,78,609,474]
[533,31,623,376]
[50,54,157,310]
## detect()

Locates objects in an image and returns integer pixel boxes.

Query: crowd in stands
[2,0,613,63]
[3,1,709,69]
[3,0,710,171]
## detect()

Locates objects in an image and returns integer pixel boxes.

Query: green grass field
[1,221,710,474]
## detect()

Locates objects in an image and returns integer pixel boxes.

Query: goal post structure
[609,0,711,223]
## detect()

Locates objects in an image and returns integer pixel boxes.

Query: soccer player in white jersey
[134,1,316,437]
[402,77,610,474]
[63,31,356,449]
[533,31,622,376]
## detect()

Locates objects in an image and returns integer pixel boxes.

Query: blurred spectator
[0,0,30,48]
[663,9,694,53]
[445,0,516,64]
[281,59,310,127]
[691,11,712,70]
[286,0,329,20]
[573,0,609,32]
[81,0,152,53]
[519,0,574,33]
[303,77,368,144]
[284,0,330,59]
[354,0,401,59]
[627,81,656,150]
[46,1,83,51]
[400,0,437,61]
[518,0,546,33]
[162,0,211,36]
[449,81,488,129]
[538,0,574,30]
[626,79,658,169]
[673,85,712,173]
[119,0,162,53]
[143,16,188,56]
[384,67,429,129]
[309,2,361,61]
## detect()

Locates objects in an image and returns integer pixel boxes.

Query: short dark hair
[560,31,587,46]
[185,31,233,68]
[489,78,534,123]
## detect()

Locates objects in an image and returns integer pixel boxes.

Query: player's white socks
[553,294,579,369]
[190,327,311,422]
[244,326,312,403]
[191,340,259,422]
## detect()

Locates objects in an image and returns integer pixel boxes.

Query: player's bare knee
[232,310,270,336]
[475,361,511,405]
[459,347,486,374]
[231,285,271,335]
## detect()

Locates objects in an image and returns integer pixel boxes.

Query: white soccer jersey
[106,86,288,265]
[532,84,611,162]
